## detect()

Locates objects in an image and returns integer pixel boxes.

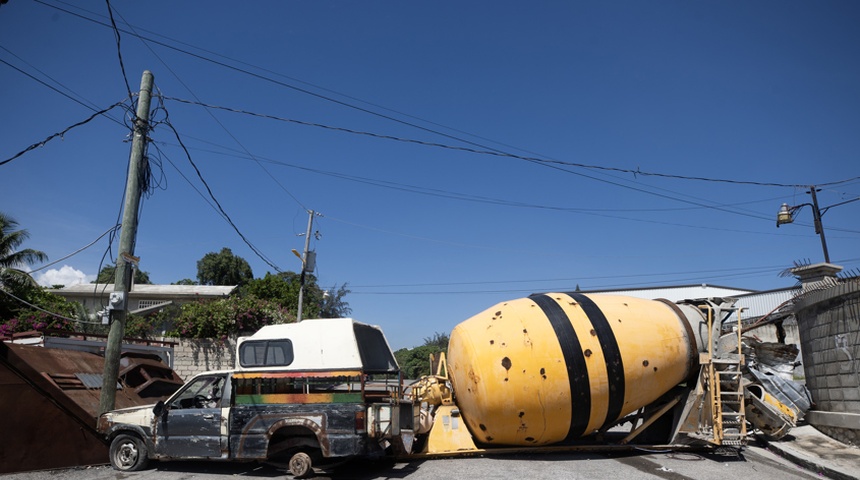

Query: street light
[776,186,860,264]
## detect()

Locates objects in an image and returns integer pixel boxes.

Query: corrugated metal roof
[729,287,800,322]
[572,284,757,302]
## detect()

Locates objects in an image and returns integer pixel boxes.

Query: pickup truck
[97,318,417,477]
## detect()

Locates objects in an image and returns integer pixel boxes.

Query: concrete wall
[794,280,860,445]
[166,336,238,381]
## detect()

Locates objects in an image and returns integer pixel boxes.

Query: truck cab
[98,319,416,477]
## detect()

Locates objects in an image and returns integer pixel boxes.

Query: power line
[158,97,860,228]
[0,101,127,167]
[0,48,128,127]
[0,289,104,325]
[104,0,132,100]
[159,116,283,273]
[350,264,791,289]
[106,1,309,212]
[151,137,860,240]
[27,224,121,274]
[36,0,860,191]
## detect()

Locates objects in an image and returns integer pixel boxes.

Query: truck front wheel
[109,433,150,471]
[288,451,313,478]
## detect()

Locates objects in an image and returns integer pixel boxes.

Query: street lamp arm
[820,196,860,217]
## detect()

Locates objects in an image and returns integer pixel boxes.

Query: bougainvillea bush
[167,295,293,339]
[0,310,75,337]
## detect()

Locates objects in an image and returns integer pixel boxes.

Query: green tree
[95,264,152,285]
[393,332,450,379]
[197,248,253,286]
[168,296,293,339]
[240,272,350,320]
[0,284,78,336]
[319,283,352,318]
[172,278,197,285]
[241,272,299,308]
[0,212,47,290]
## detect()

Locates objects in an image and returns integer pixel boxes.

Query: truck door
[155,374,228,458]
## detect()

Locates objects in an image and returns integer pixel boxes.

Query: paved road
[2,444,819,480]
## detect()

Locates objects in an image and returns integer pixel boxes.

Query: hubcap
[117,441,138,468]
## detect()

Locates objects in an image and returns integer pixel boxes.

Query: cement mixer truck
[99,293,783,477]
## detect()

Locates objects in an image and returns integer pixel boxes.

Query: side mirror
[153,400,165,417]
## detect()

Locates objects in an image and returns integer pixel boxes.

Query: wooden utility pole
[99,70,154,414]
[296,209,315,322]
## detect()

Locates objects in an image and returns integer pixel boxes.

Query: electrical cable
[0,101,127,166]
[35,0,860,191]
[349,264,794,288]
[104,0,132,101]
[158,97,860,227]
[0,53,127,128]
[159,116,283,273]
[0,289,104,324]
[27,224,121,274]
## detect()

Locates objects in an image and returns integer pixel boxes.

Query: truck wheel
[109,433,150,471]
[288,451,313,478]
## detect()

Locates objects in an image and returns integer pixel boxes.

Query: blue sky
[2,1,858,349]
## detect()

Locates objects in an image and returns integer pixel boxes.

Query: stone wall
[795,280,860,445]
[165,336,238,381]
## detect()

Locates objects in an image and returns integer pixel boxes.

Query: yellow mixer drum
[447,292,698,446]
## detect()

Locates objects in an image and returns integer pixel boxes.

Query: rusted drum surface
[447,292,697,446]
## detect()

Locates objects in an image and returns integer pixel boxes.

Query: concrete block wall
[795,280,860,445]
[165,336,238,381]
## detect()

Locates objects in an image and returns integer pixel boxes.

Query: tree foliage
[95,264,152,285]
[0,283,78,336]
[239,272,351,320]
[0,212,47,290]
[167,295,293,339]
[319,283,352,318]
[393,332,450,379]
[197,248,253,286]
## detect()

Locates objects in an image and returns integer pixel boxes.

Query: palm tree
[0,212,47,289]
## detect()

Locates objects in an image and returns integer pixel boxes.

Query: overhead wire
[151,138,856,240]
[350,263,795,288]
[20,0,860,285]
[0,289,105,325]
[34,0,860,191]
[158,97,859,227]
[27,224,121,274]
[107,1,308,212]
[158,116,283,273]
[32,0,860,240]
[0,51,128,127]
[0,101,127,167]
[104,0,132,101]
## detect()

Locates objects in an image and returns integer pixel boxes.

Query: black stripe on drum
[529,293,590,440]
[565,292,625,428]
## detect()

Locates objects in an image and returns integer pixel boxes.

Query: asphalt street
[1,443,822,480]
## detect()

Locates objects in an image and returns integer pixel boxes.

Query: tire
[109,433,150,471]
[288,451,314,478]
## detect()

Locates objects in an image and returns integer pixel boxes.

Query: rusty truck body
[98,318,416,477]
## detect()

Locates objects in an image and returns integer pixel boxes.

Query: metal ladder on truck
[701,303,747,447]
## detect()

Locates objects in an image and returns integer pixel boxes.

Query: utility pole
[807,187,830,264]
[296,209,315,322]
[99,70,154,414]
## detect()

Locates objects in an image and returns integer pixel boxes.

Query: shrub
[167,295,294,339]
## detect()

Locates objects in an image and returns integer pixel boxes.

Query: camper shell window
[239,339,294,368]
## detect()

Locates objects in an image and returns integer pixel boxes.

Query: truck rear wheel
[109,433,150,471]
[288,451,313,478]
